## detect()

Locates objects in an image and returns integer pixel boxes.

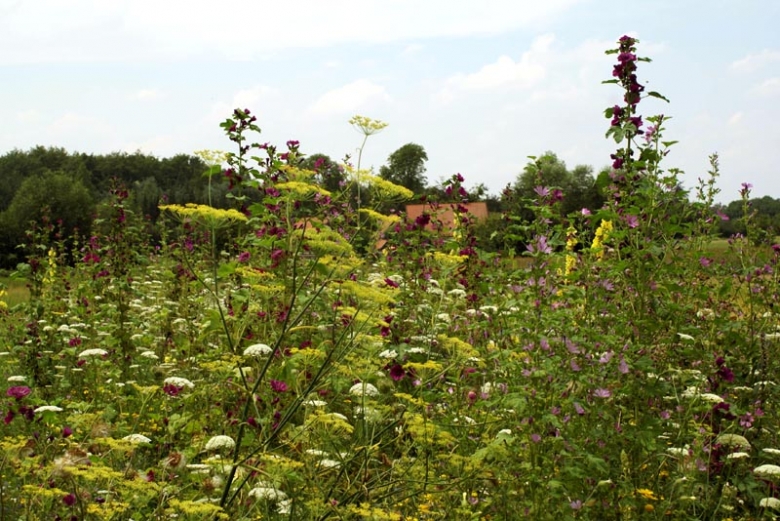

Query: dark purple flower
[6,386,31,400]
[63,493,76,506]
[62,426,73,438]
[389,364,405,381]
[237,251,251,263]
[163,383,182,397]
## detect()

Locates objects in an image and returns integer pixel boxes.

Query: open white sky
[1,0,778,203]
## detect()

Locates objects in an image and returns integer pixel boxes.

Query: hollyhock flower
[270,380,288,393]
[389,364,405,381]
[7,386,31,399]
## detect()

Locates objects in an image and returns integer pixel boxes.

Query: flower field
[3,37,780,520]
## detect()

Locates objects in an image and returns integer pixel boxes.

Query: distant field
[0,277,29,307]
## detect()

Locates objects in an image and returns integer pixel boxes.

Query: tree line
[0,145,771,268]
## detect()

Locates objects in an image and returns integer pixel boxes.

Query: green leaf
[217,262,237,278]
[601,79,619,85]
[646,91,670,103]
[661,140,679,148]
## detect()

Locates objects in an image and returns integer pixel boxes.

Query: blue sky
[1,0,778,203]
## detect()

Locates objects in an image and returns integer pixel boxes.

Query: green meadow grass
[0,276,29,307]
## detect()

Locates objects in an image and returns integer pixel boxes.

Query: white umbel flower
[248,486,287,501]
[78,348,108,358]
[34,405,63,413]
[716,434,751,449]
[243,343,273,357]
[760,497,780,510]
[349,382,379,397]
[163,377,195,389]
[204,435,235,451]
[754,464,780,477]
[123,434,152,444]
[7,375,26,382]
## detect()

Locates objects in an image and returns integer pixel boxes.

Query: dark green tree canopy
[299,153,346,193]
[513,151,604,216]
[379,143,428,195]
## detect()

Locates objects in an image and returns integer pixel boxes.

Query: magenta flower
[6,386,31,400]
[624,214,639,228]
[573,402,585,415]
[63,493,76,506]
[270,380,288,393]
[593,388,612,398]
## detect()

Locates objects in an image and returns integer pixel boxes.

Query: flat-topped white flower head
[205,435,235,451]
[349,382,379,397]
[243,343,273,357]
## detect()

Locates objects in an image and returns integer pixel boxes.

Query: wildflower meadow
[4,36,780,520]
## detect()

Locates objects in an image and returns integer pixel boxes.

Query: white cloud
[728,111,744,125]
[16,110,41,124]
[731,49,780,73]
[0,0,582,64]
[308,79,391,117]
[752,78,780,97]
[435,34,553,103]
[402,44,424,56]
[133,89,163,101]
[208,85,280,123]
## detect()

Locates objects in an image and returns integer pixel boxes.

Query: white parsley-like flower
[700,393,724,403]
[378,349,398,359]
[726,452,750,460]
[78,348,108,358]
[349,382,379,397]
[122,434,152,444]
[448,289,467,298]
[319,458,341,468]
[204,435,235,451]
[302,399,328,407]
[243,343,273,357]
[677,332,695,341]
[34,405,63,413]
[763,448,780,456]
[666,447,690,456]
[7,375,26,382]
[139,351,159,359]
[754,464,780,477]
[248,486,287,501]
[760,497,780,510]
[716,434,751,449]
[163,376,194,389]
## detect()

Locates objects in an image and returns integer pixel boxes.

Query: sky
[1,0,778,204]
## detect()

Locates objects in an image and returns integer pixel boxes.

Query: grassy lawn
[0,276,29,307]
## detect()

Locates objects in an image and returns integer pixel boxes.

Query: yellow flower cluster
[0,288,7,310]
[352,169,413,201]
[275,181,331,197]
[158,203,247,223]
[359,208,401,226]
[349,115,389,136]
[591,219,613,260]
